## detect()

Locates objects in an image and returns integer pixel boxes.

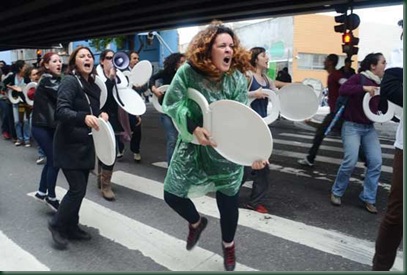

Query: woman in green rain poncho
[162,20,269,272]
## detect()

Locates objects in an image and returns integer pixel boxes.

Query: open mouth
[84,63,92,69]
[223,57,231,65]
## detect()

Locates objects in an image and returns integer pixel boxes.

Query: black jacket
[53,74,101,170]
[31,74,60,128]
[380,67,403,107]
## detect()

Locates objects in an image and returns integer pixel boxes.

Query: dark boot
[101,169,115,201]
[97,163,102,189]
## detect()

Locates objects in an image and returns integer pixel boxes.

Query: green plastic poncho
[162,63,248,198]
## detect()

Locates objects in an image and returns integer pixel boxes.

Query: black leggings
[164,190,239,243]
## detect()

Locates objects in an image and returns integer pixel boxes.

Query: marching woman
[330,53,386,214]
[31,52,63,211]
[3,60,31,146]
[149,52,185,165]
[48,46,108,249]
[95,49,126,201]
[162,21,268,271]
[240,47,276,214]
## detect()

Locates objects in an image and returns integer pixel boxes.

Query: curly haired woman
[162,21,268,271]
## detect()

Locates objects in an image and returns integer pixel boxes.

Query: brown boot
[101,169,115,201]
[96,163,102,189]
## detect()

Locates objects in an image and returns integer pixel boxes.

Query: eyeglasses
[105,56,113,60]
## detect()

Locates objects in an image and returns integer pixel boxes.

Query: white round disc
[8,88,22,104]
[92,118,116,166]
[94,75,107,109]
[151,85,169,114]
[22,82,37,106]
[248,89,280,125]
[115,69,129,90]
[278,83,319,121]
[129,60,153,87]
[362,92,396,123]
[113,86,146,115]
[210,100,273,166]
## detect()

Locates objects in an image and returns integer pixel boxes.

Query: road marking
[153,161,392,190]
[27,190,256,272]
[0,230,49,271]
[272,149,392,173]
[279,133,395,150]
[111,170,403,271]
[273,138,394,159]
[152,161,168,169]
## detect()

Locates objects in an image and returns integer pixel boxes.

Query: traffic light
[36,49,42,64]
[334,13,360,33]
[342,31,359,57]
[334,8,360,58]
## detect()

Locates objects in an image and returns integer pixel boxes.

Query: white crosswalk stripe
[0,230,49,271]
[26,189,256,272]
[110,170,403,271]
[2,168,401,272]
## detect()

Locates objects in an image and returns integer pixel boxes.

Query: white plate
[92,118,116,166]
[7,88,23,104]
[113,86,146,115]
[185,88,273,166]
[94,75,107,109]
[22,82,37,106]
[151,84,169,114]
[278,83,319,121]
[129,60,153,87]
[302,78,324,102]
[248,88,280,125]
[96,64,128,90]
[122,70,133,88]
[115,69,129,90]
[363,91,396,123]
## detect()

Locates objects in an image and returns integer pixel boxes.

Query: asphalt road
[0,103,403,272]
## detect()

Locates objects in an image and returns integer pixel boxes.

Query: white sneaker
[297,157,314,167]
[117,149,125,159]
[133,153,141,161]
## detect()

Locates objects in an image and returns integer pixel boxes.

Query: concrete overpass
[0,0,403,51]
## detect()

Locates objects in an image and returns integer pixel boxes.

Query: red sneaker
[246,203,268,214]
[222,243,236,271]
[2,131,10,140]
[255,204,268,214]
[186,217,208,250]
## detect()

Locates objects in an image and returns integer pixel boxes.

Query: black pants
[164,190,239,243]
[241,166,270,207]
[307,112,337,162]
[373,148,403,270]
[129,114,141,154]
[51,169,89,232]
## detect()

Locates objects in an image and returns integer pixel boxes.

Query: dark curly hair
[163,52,185,73]
[186,20,251,79]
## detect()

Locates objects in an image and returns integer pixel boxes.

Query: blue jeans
[160,114,178,165]
[12,104,31,143]
[331,121,382,204]
[31,126,59,198]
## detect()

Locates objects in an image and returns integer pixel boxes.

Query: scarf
[360,70,381,85]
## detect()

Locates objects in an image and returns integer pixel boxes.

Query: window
[297,53,326,70]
